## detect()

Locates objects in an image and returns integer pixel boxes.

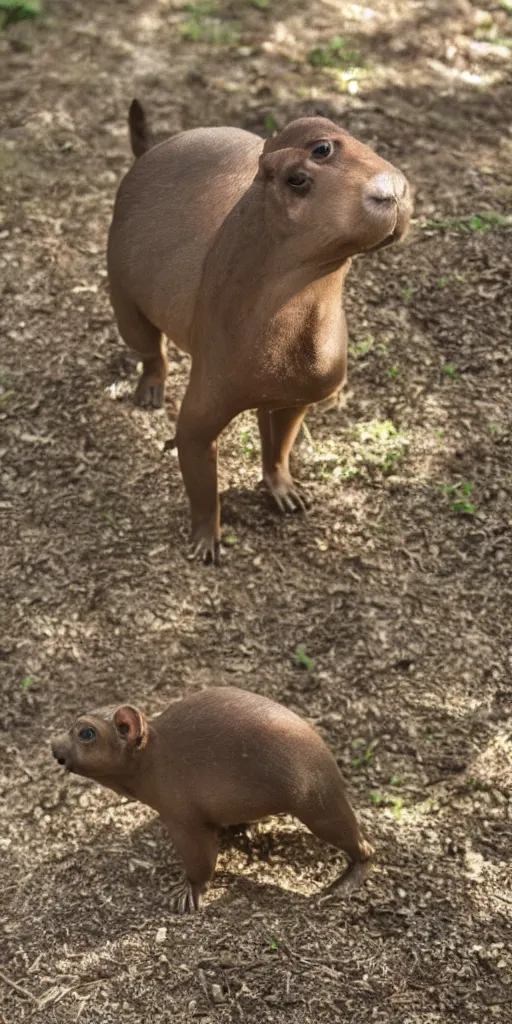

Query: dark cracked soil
[1,1,511,1022]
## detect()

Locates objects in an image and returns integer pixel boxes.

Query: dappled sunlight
[1,0,511,1020]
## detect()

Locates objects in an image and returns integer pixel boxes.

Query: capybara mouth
[51,743,72,770]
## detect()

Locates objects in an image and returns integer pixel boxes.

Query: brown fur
[51,687,374,914]
[107,100,412,562]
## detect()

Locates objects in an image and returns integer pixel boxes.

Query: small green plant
[180,4,241,45]
[443,363,457,379]
[390,797,404,818]
[381,450,401,474]
[309,36,361,69]
[354,419,407,475]
[369,791,385,805]
[424,211,510,233]
[264,113,277,135]
[240,428,257,459]
[356,420,395,444]
[389,774,402,786]
[223,533,237,546]
[440,481,476,516]
[487,423,501,434]
[295,645,314,671]
[349,336,373,359]
[451,498,476,515]
[349,334,388,360]
[22,677,33,689]
[268,936,279,951]
[252,0,270,8]
[0,0,41,28]
[308,416,407,485]
[434,428,444,442]
[369,791,404,817]
[438,276,448,288]
[401,286,412,304]
[352,738,377,768]
[101,510,119,530]
[387,366,399,378]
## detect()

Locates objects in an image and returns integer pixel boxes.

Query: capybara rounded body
[107,101,412,562]
[52,686,374,914]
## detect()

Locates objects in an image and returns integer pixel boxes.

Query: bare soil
[1,1,511,1022]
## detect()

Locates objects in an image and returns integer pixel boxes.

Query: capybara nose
[51,740,67,765]
[364,170,408,206]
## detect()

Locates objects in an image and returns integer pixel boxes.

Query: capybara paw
[134,375,165,409]
[170,879,202,914]
[264,472,311,514]
[189,527,221,566]
[318,853,375,903]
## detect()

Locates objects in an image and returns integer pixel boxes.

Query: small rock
[211,984,224,1005]
[155,926,167,944]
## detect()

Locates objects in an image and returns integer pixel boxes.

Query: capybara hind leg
[112,297,168,408]
[257,406,310,513]
[300,797,374,895]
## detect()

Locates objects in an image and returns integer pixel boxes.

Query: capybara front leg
[176,381,233,564]
[257,406,311,513]
[165,821,219,914]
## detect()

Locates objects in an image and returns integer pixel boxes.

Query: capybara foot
[189,525,221,566]
[170,878,204,914]
[318,844,375,903]
[134,374,165,409]
[264,470,311,514]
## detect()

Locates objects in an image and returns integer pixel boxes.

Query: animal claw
[170,879,201,914]
[134,377,165,409]
[189,533,221,566]
[265,474,311,515]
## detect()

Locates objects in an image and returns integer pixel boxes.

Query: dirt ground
[1,1,511,1022]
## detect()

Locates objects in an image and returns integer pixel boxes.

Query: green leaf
[369,791,385,805]
[451,500,476,515]
[295,645,314,671]
[0,0,41,27]
[443,363,457,378]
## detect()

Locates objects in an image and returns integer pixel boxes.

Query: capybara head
[257,117,412,260]
[51,705,148,782]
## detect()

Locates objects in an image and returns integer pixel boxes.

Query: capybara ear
[257,148,294,182]
[113,705,148,748]
[257,150,313,195]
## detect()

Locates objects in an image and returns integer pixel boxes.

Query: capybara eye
[78,726,96,742]
[311,141,333,160]
[287,171,310,190]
